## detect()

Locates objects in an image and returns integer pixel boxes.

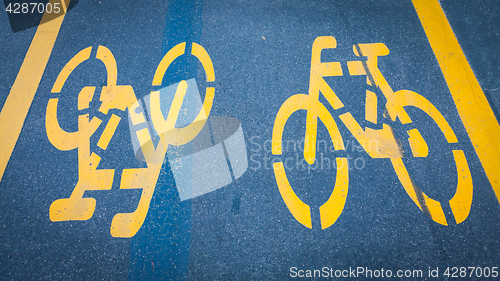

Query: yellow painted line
[0,0,70,181]
[61,0,68,13]
[273,162,312,229]
[365,90,378,124]
[97,114,121,150]
[412,0,500,204]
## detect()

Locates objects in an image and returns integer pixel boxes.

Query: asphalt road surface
[1,0,500,280]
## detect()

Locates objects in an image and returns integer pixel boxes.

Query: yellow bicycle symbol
[46,42,214,237]
[272,36,473,229]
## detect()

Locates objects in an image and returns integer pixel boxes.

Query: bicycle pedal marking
[46,42,217,238]
[272,36,474,229]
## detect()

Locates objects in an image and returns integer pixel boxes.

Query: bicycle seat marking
[46,42,215,237]
[272,36,473,229]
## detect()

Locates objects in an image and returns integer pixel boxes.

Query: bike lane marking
[0,0,70,181]
[412,0,500,204]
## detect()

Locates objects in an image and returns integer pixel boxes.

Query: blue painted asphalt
[1,0,500,280]
[129,0,202,279]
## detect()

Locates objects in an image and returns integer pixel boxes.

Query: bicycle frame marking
[46,42,215,237]
[272,36,473,229]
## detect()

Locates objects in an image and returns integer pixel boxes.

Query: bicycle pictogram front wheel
[271,94,348,229]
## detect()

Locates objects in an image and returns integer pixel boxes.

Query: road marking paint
[60,0,68,13]
[97,114,121,150]
[449,150,473,224]
[319,158,349,230]
[273,162,312,229]
[191,42,215,82]
[95,45,118,86]
[391,157,448,225]
[152,42,186,86]
[0,0,70,181]
[305,36,344,165]
[407,128,428,158]
[273,36,475,228]
[365,90,378,124]
[51,47,91,93]
[412,0,500,204]
[47,42,220,238]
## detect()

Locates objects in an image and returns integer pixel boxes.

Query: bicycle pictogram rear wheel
[390,90,473,226]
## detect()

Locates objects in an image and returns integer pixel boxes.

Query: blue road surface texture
[1,0,500,280]
[128,0,202,279]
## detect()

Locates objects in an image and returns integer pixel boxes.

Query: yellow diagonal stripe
[97,114,121,150]
[0,0,70,181]
[412,0,500,204]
